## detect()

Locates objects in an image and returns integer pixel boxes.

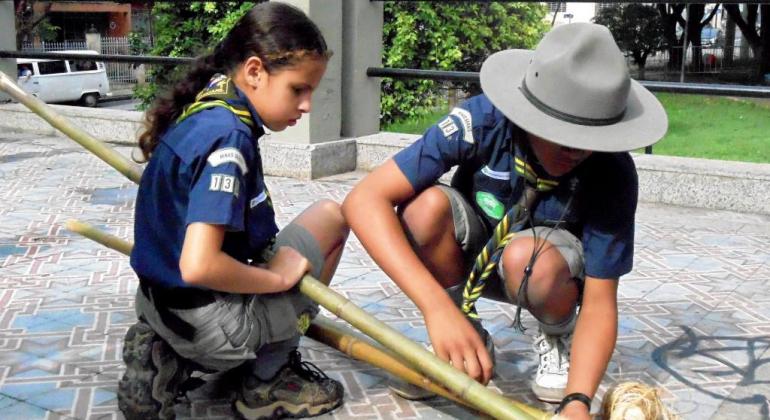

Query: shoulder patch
[209,173,240,197]
[449,107,474,144]
[207,147,249,175]
[438,117,459,138]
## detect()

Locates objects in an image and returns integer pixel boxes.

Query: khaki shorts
[437,185,585,302]
[134,222,323,372]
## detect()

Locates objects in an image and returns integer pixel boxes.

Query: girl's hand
[424,306,494,384]
[267,246,311,291]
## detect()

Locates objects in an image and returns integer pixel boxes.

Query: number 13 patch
[209,173,240,197]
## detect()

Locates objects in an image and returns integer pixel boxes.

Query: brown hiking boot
[117,320,191,420]
[234,350,343,419]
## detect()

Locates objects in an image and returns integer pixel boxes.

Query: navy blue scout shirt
[131,88,278,289]
[393,94,638,280]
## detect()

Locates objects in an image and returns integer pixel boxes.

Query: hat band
[520,78,625,126]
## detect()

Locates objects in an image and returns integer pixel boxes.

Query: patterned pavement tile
[1,134,769,419]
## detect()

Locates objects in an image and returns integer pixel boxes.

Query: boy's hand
[424,305,494,384]
[267,246,311,291]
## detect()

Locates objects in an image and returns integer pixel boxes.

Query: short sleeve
[581,153,638,279]
[185,130,256,232]
[392,96,498,192]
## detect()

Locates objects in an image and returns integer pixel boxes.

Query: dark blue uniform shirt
[393,94,638,279]
[131,88,279,288]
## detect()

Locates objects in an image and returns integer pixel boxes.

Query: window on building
[37,60,68,75]
[548,2,566,13]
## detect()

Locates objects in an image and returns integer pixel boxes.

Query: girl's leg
[287,199,349,285]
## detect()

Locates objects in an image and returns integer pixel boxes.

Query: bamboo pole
[5,68,543,418]
[65,219,542,419]
[0,71,143,183]
[64,220,477,406]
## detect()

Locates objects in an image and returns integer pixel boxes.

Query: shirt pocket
[472,166,512,221]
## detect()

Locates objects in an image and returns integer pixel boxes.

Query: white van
[16,50,111,107]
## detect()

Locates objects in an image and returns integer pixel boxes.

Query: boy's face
[527,133,592,177]
[243,56,327,132]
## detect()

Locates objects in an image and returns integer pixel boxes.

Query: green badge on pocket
[475,191,504,220]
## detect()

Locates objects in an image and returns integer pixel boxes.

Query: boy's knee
[398,187,452,246]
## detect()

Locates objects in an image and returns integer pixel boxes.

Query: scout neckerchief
[461,137,563,332]
[177,73,255,128]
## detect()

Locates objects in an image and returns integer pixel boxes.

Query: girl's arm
[179,222,310,294]
[560,276,619,418]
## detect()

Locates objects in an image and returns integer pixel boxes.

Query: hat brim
[480,50,668,152]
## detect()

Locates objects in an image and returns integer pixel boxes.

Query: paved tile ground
[1,132,769,419]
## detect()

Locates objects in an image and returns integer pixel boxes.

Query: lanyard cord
[460,171,578,330]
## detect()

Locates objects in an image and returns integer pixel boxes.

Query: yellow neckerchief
[176,74,254,128]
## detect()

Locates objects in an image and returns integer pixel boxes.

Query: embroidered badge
[475,191,504,220]
[481,165,511,180]
[249,190,267,209]
[207,148,249,175]
[438,117,459,138]
[209,174,239,196]
[450,107,474,144]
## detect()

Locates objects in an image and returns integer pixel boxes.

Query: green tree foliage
[135,1,258,106]
[593,4,664,80]
[382,2,548,124]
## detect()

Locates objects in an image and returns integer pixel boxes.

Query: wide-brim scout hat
[480,23,667,152]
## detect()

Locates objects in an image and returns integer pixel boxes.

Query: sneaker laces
[533,332,570,375]
[287,350,329,382]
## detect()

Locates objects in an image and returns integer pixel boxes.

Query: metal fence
[627,45,758,81]
[21,37,152,88]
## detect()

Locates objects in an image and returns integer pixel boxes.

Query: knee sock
[250,335,300,381]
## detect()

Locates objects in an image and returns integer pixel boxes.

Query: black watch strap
[555,392,592,414]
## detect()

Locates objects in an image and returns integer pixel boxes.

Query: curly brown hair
[136,2,331,162]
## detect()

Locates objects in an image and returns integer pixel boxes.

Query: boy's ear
[241,56,264,88]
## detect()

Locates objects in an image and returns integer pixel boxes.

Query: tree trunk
[724,12,736,66]
[761,5,770,79]
[657,3,686,70]
[687,5,706,71]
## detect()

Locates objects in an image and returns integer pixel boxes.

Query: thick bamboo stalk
[0,70,143,183]
[308,317,473,408]
[300,275,535,419]
[65,219,543,419]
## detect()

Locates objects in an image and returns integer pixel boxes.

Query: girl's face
[236,56,327,132]
[527,133,592,177]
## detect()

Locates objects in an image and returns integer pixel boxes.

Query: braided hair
[136,2,331,162]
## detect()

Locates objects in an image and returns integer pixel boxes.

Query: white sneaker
[531,329,571,403]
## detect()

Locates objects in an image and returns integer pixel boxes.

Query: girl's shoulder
[162,108,258,163]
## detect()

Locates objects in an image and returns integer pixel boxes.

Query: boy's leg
[498,226,584,402]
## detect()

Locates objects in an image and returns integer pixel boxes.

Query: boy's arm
[560,276,618,419]
[342,159,493,383]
